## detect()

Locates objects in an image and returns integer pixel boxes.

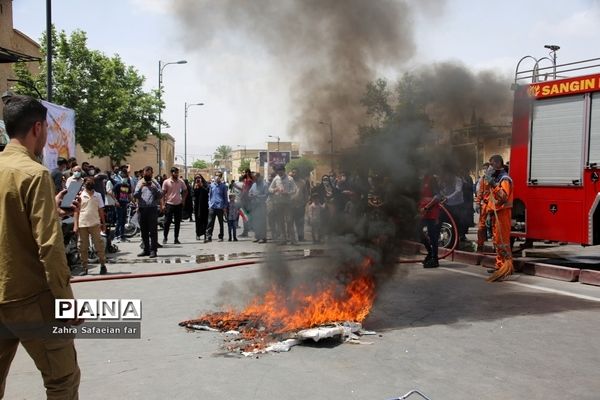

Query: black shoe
[422,254,432,266]
[137,251,150,257]
[259,239,267,243]
[228,238,232,242]
[174,239,181,244]
[204,238,212,243]
[157,243,163,248]
[100,265,107,275]
[233,238,238,242]
[252,239,259,243]
[149,251,157,258]
[423,259,439,268]
[163,238,167,244]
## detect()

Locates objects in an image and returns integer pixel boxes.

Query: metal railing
[514,56,600,84]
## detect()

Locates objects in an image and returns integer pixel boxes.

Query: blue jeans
[115,203,128,238]
[228,220,237,240]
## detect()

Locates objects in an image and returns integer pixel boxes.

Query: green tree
[192,159,208,169]
[237,158,251,173]
[213,145,232,167]
[286,157,316,178]
[13,29,161,165]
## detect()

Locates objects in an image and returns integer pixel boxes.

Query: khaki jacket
[0,143,74,303]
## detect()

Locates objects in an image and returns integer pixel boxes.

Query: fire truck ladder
[387,389,433,400]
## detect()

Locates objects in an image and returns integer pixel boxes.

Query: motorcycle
[123,203,140,238]
[62,217,80,269]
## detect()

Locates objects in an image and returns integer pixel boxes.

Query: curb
[522,262,580,282]
[403,241,585,284]
[579,269,600,286]
[450,250,484,265]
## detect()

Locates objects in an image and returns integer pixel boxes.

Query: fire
[186,258,376,339]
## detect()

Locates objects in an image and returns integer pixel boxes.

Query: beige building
[74,133,176,176]
[123,134,176,175]
[450,123,512,175]
[231,148,263,180]
[0,0,42,115]
[302,151,337,185]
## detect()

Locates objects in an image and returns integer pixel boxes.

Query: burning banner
[41,100,75,170]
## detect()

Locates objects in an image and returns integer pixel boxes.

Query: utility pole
[46,0,52,102]
[157,59,187,177]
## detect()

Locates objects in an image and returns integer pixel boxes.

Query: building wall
[231,148,263,180]
[0,0,42,115]
[74,134,176,177]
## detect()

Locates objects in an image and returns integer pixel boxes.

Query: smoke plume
[173,0,444,149]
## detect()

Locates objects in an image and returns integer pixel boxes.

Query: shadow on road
[366,262,600,332]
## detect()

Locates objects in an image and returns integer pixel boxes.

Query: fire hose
[396,203,460,264]
[71,205,460,284]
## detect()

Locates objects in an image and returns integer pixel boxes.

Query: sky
[11,0,600,163]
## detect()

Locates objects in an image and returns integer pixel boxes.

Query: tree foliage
[358,73,431,142]
[213,145,232,167]
[286,157,316,178]
[12,28,161,165]
[237,158,251,173]
[192,159,208,169]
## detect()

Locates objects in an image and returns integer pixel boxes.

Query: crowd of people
[49,154,389,275]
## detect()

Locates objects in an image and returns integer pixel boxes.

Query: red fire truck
[510,57,600,245]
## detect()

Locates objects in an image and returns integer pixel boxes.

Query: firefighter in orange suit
[0,95,81,399]
[475,162,491,252]
[485,155,514,282]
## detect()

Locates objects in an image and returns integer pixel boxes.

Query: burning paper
[180,257,378,354]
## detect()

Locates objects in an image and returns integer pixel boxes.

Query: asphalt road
[5,222,600,400]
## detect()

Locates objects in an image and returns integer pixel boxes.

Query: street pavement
[5,221,600,400]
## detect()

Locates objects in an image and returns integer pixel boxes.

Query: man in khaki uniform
[0,95,80,399]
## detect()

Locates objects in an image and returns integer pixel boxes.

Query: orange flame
[192,257,376,336]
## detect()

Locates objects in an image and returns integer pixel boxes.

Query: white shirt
[105,180,116,206]
[78,190,104,228]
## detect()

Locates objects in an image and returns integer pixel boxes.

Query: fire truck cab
[511,57,600,245]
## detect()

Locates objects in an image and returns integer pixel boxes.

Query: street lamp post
[184,101,204,180]
[319,121,334,173]
[158,59,187,177]
[268,135,280,151]
[143,142,160,172]
[544,44,560,79]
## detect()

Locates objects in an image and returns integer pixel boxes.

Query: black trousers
[163,203,183,240]
[139,207,159,253]
[206,208,224,239]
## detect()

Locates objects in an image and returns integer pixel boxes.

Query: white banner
[41,100,76,170]
[0,120,7,149]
